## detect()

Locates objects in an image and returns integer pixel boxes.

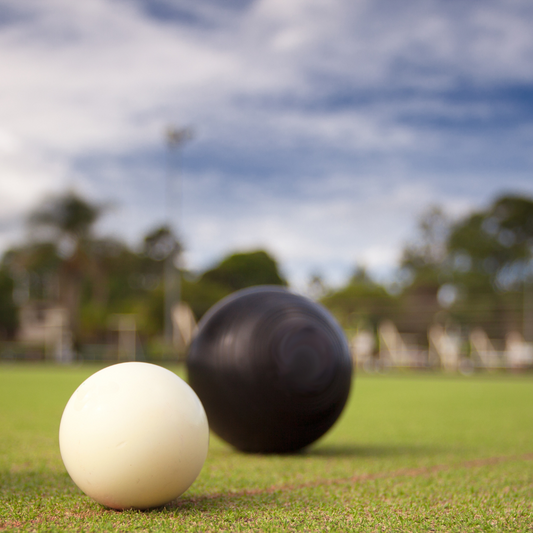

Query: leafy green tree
[448,195,533,289]
[200,250,287,292]
[400,206,451,283]
[396,195,533,339]
[25,192,107,340]
[29,193,102,241]
[181,277,231,322]
[320,266,397,331]
[183,250,287,320]
[143,226,179,262]
[2,242,61,300]
[0,267,17,339]
[445,195,533,338]
[1,197,292,348]
[392,207,453,338]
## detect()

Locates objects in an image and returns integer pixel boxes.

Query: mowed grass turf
[1,364,532,532]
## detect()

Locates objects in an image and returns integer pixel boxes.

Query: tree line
[323,194,533,344]
[1,191,532,354]
[0,192,286,352]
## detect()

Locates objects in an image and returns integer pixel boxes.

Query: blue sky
[1,0,533,290]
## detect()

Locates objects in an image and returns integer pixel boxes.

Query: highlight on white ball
[59,362,209,510]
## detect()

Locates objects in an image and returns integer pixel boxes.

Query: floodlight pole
[164,126,193,349]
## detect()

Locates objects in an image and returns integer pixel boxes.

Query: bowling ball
[186,286,353,453]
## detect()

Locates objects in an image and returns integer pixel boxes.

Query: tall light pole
[164,126,193,349]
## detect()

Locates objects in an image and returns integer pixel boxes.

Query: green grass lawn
[1,364,532,532]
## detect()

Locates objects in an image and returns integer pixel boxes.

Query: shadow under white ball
[59,362,209,510]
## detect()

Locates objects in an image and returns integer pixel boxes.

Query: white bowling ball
[59,362,209,509]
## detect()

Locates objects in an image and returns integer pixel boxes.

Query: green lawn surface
[1,364,532,532]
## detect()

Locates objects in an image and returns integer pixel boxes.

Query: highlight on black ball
[186,286,353,453]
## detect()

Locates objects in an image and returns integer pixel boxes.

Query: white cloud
[175,169,486,289]
[0,0,533,286]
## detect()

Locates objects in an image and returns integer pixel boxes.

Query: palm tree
[28,191,106,342]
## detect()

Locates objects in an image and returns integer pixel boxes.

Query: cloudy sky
[1,0,533,290]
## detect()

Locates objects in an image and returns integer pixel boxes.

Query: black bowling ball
[186,286,353,453]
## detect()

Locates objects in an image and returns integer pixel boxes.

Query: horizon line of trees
[322,194,533,344]
[0,191,287,350]
[0,190,532,352]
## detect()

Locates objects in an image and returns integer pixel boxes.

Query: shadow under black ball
[186,286,353,453]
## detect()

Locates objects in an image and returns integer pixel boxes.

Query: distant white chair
[350,329,375,368]
[428,324,461,372]
[469,328,502,369]
[505,331,533,369]
[172,302,197,349]
[378,320,420,368]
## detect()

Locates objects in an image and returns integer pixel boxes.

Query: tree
[25,191,106,342]
[392,207,454,337]
[29,192,102,242]
[0,267,17,339]
[200,250,287,292]
[396,194,533,339]
[445,195,533,338]
[448,195,533,290]
[320,266,397,331]
[183,250,287,320]
[143,226,179,262]
[400,206,451,283]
